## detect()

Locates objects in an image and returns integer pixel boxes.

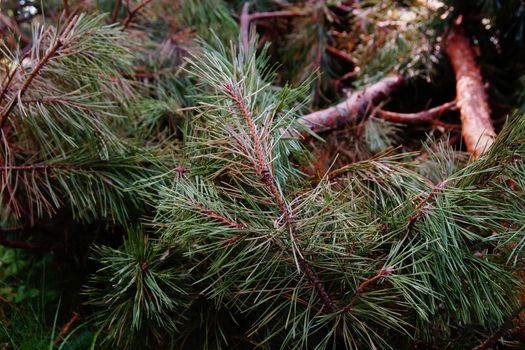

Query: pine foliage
[2,1,525,349]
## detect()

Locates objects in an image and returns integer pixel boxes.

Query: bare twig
[111,0,123,23]
[0,15,80,130]
[54,312,80,344]
[376,101,457,125]
[298,75,405,134]
[240,2,307,53]
[121,0,154,30]
[444,23,496,159]
[326,47,357,65]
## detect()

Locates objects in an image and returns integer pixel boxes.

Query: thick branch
[0,15,79,130]
[444,25,496,159]
[298,75,404,133]
[376,101,457,125]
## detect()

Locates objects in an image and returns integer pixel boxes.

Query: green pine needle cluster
[2,1,525,349]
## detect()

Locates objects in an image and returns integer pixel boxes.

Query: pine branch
[0,15,80,130]
[224,83,337,313]
[376,101,457,125]
[444,22,496,159]
[298,75,404,133]
[0,12,31,45]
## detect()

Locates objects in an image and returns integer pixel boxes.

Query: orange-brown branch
[299,75,404,134]
[376,101,457,125]
[444,25,496,159]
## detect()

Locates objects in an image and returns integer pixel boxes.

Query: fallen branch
[298,75,404,133]
[376,100,457,125]
[444,24,496,159]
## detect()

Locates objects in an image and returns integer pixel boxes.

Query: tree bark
[444,26,496,159]
[298,75,404,133]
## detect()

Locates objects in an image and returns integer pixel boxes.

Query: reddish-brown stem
[0,15,79,130]
[54,312,80,344]
[250,10,305,20]
[0,67,18,106]
[326,47,357,65]
[0,12,32,45]
[225,83,337,313]
[299,75,405,134]
[192,202,247,229]
[376,101,458,125]
[408,180,447,231]
[444,24,496,159]
[63,0,70,17]
[342,267,395,313]
[121,0,154,30]
[111,0,123,23]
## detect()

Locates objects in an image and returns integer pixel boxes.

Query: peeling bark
[298,75,404,133]
[445,26,496,159]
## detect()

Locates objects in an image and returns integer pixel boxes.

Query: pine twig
[0,12,32,45]
[54,312,80,345]
[342,267,395,313]
[121,0,154,30]
[408,180,447,232]
[444,22,496,159]
[0,15,80,130]
[298,75,405,133]
[376,101,457,125]
[111,0,123,23]
[225,83,337,314]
